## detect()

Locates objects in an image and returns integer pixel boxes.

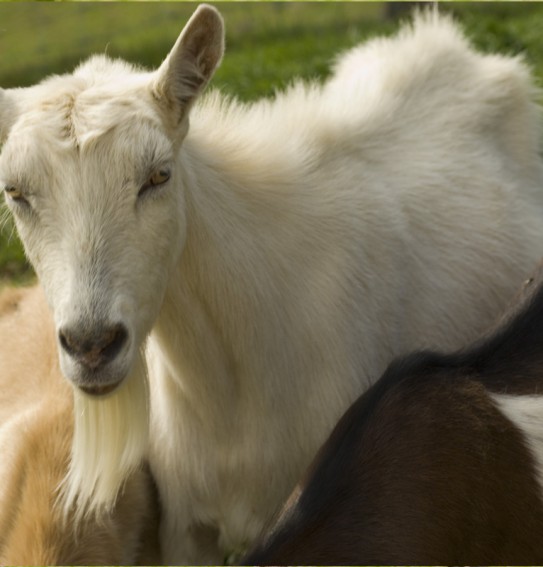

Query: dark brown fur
[243,263,543,565]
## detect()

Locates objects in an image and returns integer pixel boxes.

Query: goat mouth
[78,382,120,397]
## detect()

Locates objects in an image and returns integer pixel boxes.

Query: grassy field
[1,2,543,285]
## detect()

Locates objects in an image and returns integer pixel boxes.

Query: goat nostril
[59,328,77,356]
[58,324,128,368]
[101,324,128,362]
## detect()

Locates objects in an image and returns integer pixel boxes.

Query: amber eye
[4,186,26,203]
[138,168,171,197]
[150,169,171,186]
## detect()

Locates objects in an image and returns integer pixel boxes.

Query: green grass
[1,2,543,284]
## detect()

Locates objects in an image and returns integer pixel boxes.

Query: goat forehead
[1,101,171,191]
[72,88,162,147]
[12,88,158,146]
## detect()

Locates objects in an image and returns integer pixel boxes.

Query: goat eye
[4,186,27,204]
[138,168,171,198]
[150,169,171,186]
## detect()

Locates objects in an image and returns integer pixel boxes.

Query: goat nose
[58,324,128,370]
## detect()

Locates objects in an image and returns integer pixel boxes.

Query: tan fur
[0,286,161,565]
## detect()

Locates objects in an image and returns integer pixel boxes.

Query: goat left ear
[0,89,19,146]
[152,4,224,123]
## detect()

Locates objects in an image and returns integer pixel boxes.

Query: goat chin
[61,350,150,519]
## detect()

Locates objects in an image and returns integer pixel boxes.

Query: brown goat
[243,266,543,565]
[0,285,161,565]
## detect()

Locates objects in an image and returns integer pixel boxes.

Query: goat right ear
[151,4,224,125]
[0,89,18,146]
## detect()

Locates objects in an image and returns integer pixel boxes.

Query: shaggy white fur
[2,5,543,563]
[63,351,149,518]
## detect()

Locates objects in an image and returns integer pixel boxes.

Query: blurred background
[1,2,543,285]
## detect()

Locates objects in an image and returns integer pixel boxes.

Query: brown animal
[0,285,161,565]
[242,265,543,565]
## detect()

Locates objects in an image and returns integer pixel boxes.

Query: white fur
[63,350,149,518]
[2,8,543,563]
[491,394,543,502]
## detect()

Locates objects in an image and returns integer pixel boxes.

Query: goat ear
[0,89,18,145]
[152,4,224,122]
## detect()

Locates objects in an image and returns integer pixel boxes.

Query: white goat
[1,6,543,563]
